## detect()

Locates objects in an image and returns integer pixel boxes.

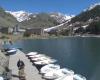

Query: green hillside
[71,5,100,22]
[59,5,100,35]
[20,13,59,28]
[0,7,18,27]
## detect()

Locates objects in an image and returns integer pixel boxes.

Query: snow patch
[44,22,66,32]
[82,25,88,29]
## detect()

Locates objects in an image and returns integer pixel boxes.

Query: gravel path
[9,49,45,80]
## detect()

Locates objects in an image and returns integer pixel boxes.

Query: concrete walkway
[9,49,45,80]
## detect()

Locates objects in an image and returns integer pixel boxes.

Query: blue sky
[0,0,100,15]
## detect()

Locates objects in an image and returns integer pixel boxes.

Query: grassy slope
[20,13,59,28]
[0,7,18,27]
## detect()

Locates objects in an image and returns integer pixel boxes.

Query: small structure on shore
[24,27,44,36]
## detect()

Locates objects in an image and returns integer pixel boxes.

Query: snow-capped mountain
[84,2,100,11]
[6,11,32,22]
[50,12,74,23]
[88,3,100,11]
[6,11,74,23]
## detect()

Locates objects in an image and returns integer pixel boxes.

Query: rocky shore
[0,50,9,75]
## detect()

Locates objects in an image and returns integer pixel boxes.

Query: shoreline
[1,34,100,44]
[8,49,86,80]
[8,49,45,80]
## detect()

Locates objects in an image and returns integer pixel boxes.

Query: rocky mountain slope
[59,3,100,36]
[7,11,73,28]
[71,4,100,23]
[49,12,74,23]
[7,11,73,23]
[20,13,60,28]
[6,11,32,22]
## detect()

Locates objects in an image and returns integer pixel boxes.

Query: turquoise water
[13,37,100,80]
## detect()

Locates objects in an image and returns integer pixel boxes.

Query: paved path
[9,49,45,80]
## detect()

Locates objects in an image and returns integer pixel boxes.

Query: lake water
[13,37,100,80]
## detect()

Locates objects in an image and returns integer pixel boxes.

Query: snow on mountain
[6,11,32,22]
[43,13,74,32]
[43,20,70,32]
[84,3,100,11]
[88,3,100,10]
[65,15,75,20]
[50,13,74,23]
[44,23,65,32]
[6,11,74,23]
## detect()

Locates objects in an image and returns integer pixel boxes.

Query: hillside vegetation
[58,5,100,36]
[71,5,100,22]
[0,7,18,27]
[20,13,59,28]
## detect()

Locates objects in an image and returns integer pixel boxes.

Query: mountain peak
[6,11,74,23]
[50,12,74,23]
[88,3,100,10]
[6,11,32,22]
[84,3,100,11]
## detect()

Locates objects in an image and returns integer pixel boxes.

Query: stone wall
[0,50,8,75]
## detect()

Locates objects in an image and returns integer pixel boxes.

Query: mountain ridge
[84,2,100,11]
[60,3,100,35]
[6,11,74,23]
